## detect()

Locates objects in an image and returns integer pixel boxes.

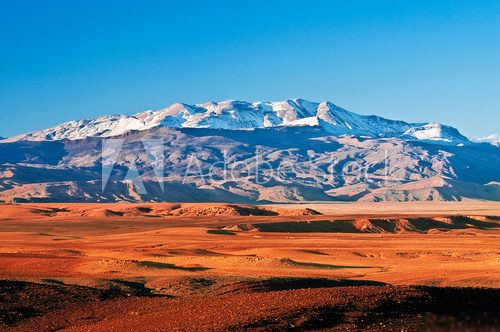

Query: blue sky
[1,0,499,138]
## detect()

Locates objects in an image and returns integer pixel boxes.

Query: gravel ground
[1,279,499,331]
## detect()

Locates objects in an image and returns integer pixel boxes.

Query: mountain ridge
[1,98,469,145]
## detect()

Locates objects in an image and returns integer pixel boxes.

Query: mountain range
[0,99,498,203]
[2,99,470,144]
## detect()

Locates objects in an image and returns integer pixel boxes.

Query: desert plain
[0,201,499,331]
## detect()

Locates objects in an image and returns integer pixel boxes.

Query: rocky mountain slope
[0,128,498,203]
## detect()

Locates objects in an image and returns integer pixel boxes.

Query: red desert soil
[3,280,500,331]
[0,201,499,331]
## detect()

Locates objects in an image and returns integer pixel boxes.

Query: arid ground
[0,201,499,331]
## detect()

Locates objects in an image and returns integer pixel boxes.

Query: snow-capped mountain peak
[401,123,469,144]
[0,98,471,145]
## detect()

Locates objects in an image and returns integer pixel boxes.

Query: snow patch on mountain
[283,116,320,127]
[473,134,500,146]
